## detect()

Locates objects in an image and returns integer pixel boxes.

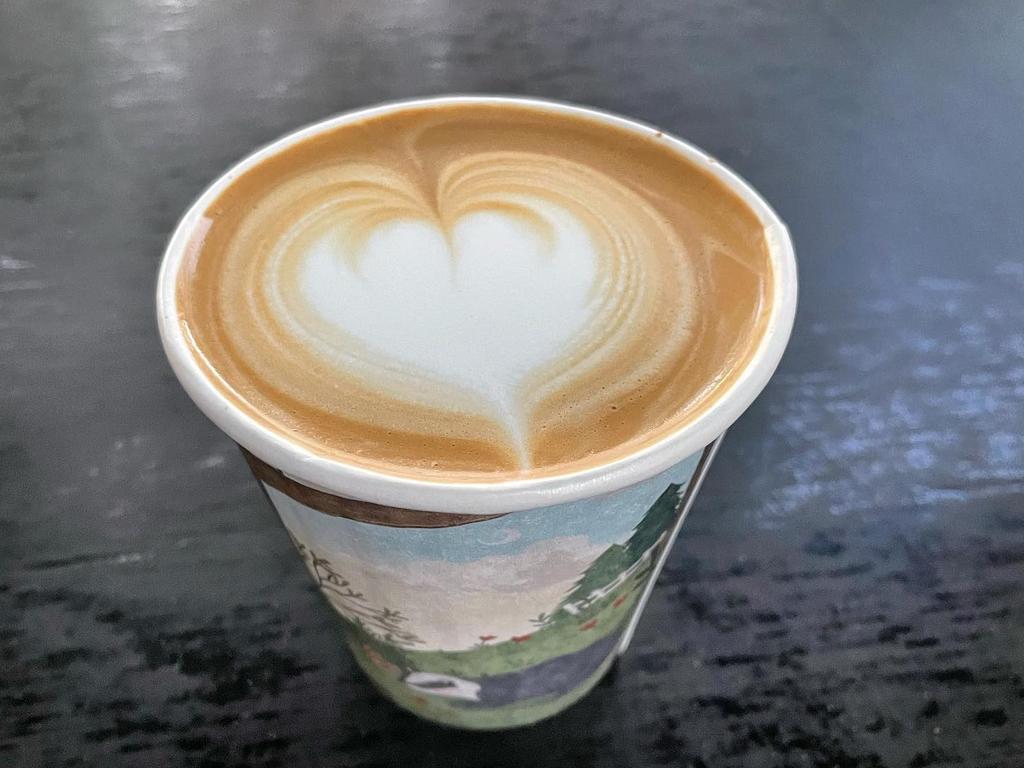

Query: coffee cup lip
[157,95,797,515]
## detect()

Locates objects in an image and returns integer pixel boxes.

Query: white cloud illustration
[314,535,607,650]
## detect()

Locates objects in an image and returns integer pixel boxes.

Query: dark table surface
[3,1,1023,766]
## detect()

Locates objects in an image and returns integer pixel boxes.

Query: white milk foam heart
[296,203,598,455]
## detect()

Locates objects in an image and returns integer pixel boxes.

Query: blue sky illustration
[283,453,701,564]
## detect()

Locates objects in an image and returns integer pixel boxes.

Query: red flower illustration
[512,634,532,643]
[362,643,399,674]
[579,619,598,631]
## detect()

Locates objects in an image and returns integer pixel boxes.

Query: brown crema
[177,102,773,481]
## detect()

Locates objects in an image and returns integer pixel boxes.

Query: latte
[176,101,773,480]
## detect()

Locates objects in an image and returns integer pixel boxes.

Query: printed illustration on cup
[267,453,702,728]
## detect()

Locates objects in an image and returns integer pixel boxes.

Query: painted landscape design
[271,456,700,728]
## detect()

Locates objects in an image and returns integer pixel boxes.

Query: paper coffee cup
[156,96,797,729]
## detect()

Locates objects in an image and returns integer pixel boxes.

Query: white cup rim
[156,95,797,515]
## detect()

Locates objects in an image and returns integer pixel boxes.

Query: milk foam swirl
[179,104,772,479]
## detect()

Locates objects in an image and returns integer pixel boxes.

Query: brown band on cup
[240,447,507,528]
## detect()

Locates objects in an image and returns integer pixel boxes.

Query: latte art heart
[296,208,598,458]
[179,103,772,478]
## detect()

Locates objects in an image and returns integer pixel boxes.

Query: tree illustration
[297,546,425,648]
[623,483,682,561]
[559,483,684,613]
[561,543,632,609]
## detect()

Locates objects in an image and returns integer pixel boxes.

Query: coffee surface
[177,102,773,480]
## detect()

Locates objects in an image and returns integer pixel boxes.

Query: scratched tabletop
[2,1,1023,766]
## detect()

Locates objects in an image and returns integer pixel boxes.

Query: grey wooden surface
[2,1,1022,765]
